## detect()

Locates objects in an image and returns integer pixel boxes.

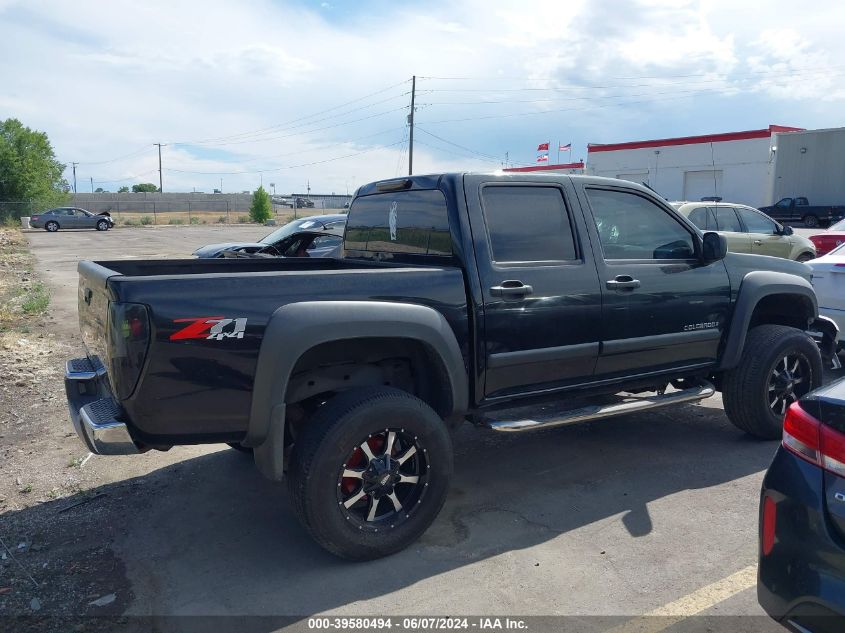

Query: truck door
[577,184,732,377]
[736,206,793,259]
[464,176,602,399]
[771,198,794,222]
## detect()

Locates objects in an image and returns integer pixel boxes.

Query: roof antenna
[710,142,718,198]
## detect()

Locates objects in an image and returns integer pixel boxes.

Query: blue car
[758,376,845,632]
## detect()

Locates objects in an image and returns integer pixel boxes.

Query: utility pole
[408,75,416,176]
[154,143,166,192]
[90,177,94,193]
[71,163,78,193]
[307,180,311,198]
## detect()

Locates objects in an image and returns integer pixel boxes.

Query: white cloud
[1,0,844,192]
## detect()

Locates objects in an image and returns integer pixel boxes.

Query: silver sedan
[30,207,114,232]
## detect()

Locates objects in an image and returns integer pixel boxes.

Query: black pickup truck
[66,173,840,560]
[759,196,845,228]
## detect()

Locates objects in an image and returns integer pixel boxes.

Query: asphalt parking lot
[19,225,839,629]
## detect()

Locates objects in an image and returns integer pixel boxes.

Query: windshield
[259,218,328,244]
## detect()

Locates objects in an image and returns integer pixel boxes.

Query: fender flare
[718,271,818,370]
[246,301,468,479]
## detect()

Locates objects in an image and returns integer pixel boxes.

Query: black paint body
[75,174,813,446]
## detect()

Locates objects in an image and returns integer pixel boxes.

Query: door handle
[753,240,762,245]
[606,275,641,290]
[490,280,533,297]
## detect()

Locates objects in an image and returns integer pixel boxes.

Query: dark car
[30,207,114,232]
[193,214,346,258]
[66,173,839,560]
[758,378,845,632]
[759,197,845,229]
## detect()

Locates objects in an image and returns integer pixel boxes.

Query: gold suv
[671,201,816,262]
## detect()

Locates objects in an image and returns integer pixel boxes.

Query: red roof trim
[586,125,804,153]
[503,161,584,173]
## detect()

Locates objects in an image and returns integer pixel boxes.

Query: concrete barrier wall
[70,193,254,214]
[70,192,353,214]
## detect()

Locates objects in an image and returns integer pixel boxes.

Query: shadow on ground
[2,398,783,633]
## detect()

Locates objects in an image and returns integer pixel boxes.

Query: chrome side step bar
[482,381,715,432]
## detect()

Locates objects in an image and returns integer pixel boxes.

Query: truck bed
[77,256,470,444]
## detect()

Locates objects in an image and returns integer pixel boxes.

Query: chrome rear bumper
[65,357,139,455]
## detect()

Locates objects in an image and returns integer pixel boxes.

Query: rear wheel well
[285,337,454,429]
[748,294,814,331]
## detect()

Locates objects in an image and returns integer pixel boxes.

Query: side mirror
[701,231,728,262]
[781,225,794,236]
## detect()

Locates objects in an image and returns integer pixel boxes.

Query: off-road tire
[96,219,109,231]
[803,215,819,228]
[287,387,452,561]
[45,221,59,232]
[723,324,822,439]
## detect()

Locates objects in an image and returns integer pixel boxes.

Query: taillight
[762,495,777,556]
[107,302,150,400]
[782,402,845,476]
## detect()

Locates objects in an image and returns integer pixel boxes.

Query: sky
[2,0,845,194]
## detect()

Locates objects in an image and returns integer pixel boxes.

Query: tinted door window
[481,186,577,262]
[688,207,716,230]
[714,207,743,232]
[737,207,777,234]
[586,189,695,260]
[345,189,451,257]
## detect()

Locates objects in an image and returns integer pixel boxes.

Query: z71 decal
[170,316,248,341]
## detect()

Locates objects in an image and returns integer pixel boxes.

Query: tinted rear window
[345,189,451,256]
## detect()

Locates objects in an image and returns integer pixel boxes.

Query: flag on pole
[559,143,571,151]
[536,154,549,162]
[537,142,549,152]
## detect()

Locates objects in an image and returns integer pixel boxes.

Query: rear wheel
[803,214,819,228]
[796,252,815,262]
[287,387,452,560]
[723,324,822,439]
[96,219,109,231]
[45,221,59,232]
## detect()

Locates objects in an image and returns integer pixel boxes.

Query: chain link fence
[0,200,36,225]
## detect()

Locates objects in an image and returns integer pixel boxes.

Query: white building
[503,161,585,175]
[586,125,802,207]
[770,127,845,206]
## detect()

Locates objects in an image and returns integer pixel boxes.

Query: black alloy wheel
[337,428,429,529]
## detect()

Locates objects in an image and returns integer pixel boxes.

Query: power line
[164,139,406,175]
[233,126,406,163]
[417,64,845,82]
[418,66,845,93]
[416,128,518,164]
[171,105,409,148]
[170,78,412,146]
[76,145,155,166]
[418,88,797,126]
[91,168,160,184]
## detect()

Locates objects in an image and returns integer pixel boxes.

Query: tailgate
[78,260,121,363]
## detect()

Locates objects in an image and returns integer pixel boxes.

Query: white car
[809,242,845,346]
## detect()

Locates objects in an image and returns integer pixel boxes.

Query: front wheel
[287,387,452,560]
[803,214,820,228]
[45,221,59,232]
[96,219,109,231]
[722,324,822,439]
[796,252,815,262]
